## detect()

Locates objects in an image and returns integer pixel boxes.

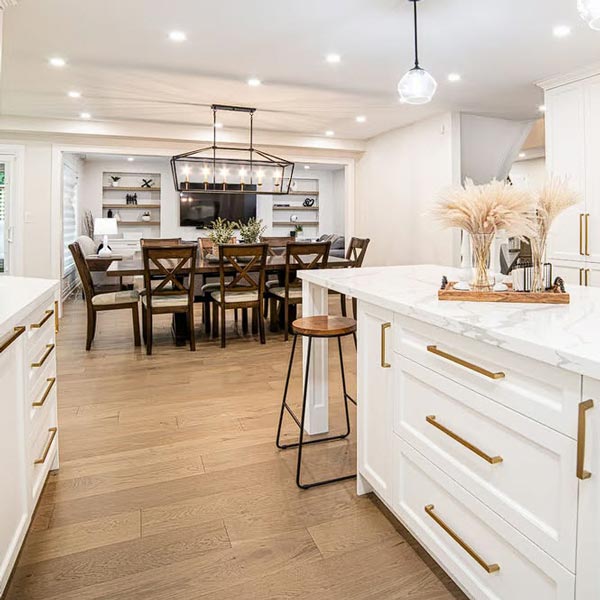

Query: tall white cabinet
[543,71,600,287]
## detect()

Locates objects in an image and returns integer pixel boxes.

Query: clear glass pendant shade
[578,0,600,29]
[397,66,438,105]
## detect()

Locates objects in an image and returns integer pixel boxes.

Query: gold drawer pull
[580,268,584,286]
[425,504,500,574]
[580,213,585,256]
[30,309,54,330]
[577,399,594,480]
[33,377,57,407]
[585,269,590,287]
[31,344,55,368]
[426,415,503,464]
[0,326,26,353]
[54,301,59,333]
[585,213,590,257]
[381,323,391,369]
[34,427,58,465]
[427,345,505,380]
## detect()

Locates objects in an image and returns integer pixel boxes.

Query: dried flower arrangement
[237,217,266,244]
[208,217,236,245]
[81,210,94,238]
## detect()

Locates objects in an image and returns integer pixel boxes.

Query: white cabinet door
[576,377,600,600]
[553,260,587,287]
[585,77,600,265]
[546,83,587,263]
[0,325,27,593]
[357,301,394,503]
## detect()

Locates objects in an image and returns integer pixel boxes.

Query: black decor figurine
[302,197,315,207]
[141,179,153,188]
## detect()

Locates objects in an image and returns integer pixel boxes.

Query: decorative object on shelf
[578,0,600,30]
[290,214,299,223]
[81,210,94,238]
[294,224,304,236]
[141,211,151,222]
[397,0,437,105]
[302,198,315,207]
[114,211,121,222]
[141,178,154,188]
[126,193,138,205]
[94,218,118,257]
[107,209,113,218]
[208,217,236,258]
[438,279,570,304]
[530,177,579,292]
[237,217,266,244]
[171,104,294,195]
[432,179,535,292]
[110,175,121,187]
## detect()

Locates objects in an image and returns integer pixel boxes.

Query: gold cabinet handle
[427,345,505,380]
[34,427,58,465]
[585,213,590,257]
[31,344,55,368]
[33,377,56,407]
[577,399,594,480]
[30,309,54,330]
[54,300,60,333]
[580,268,584,286]
[585,269,590,287]
[580,213,585,255]
[425,504,500,573]
[426,415,503,464]
[0,326,26,353]
[381,323,391,368]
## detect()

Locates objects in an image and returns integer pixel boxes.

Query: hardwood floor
[4,298,466,600]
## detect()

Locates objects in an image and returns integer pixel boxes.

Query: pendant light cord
[413,0,419,68]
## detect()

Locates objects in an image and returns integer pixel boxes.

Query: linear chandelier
[171,104,295,196]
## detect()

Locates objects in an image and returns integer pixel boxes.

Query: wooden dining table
[107,253,353,344]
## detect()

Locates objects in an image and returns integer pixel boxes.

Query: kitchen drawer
[29,411,58,503]
[27,331,56,393]
[26,300,56,343]
[393,315,580,438]
[395,355,578,571]
[392,438,575,600]
[28,366,57,437]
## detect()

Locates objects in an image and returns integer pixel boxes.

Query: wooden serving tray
[439,282,570,304]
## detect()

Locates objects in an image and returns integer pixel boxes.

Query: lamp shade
[398,67,438,105]
[94,218,118,235]
[579,0,600,29]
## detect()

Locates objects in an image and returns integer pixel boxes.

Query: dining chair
[266,241,331,341]
[69,242,141,351]
[210,243,268,348]
[140,238,183,247]
[260,236,294,256]
[339,237,370,319]
[141,244,197,355]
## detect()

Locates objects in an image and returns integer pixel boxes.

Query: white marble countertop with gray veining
[0,276,59,332]
[299,264,600,380]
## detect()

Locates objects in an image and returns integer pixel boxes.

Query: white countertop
[0,276,59,331]
[299,264,600,380]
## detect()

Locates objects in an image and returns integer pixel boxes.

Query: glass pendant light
[578,0,600,30]
[398,0,437,105]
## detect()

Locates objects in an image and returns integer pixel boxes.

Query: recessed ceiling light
[304,165,311,170]
[127,157,135,162]
[67,91,81,98]
[247,78,262,87]
[214,122,223,129]
[325,130,335,136]
[169,31,187,42]
[355,115,366,123]
[553,25,572,38]
[49,57,66,67]
[447,73,461,82]
[79,112,91,119]
[519,152,526,158]
[538,104,547,113]
[325,53,341,64]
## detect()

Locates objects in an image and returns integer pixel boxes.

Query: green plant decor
[208,217,236,245]
[237,217,266,244]
[294,224,304,234]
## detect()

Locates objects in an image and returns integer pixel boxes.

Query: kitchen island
[0,277,59,594]
[298,264,600,600]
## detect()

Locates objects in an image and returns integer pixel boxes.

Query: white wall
[509,157,546,190]
[355,112,460,267]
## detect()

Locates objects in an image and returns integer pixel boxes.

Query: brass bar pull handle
[427,345,505,380]
[34,427,58,465]
[585,269,590,287]
[30,309,54,330]
[31,344,55,368]
[580,213,585,256]
[577,399,594,480]
[426,416,503,464]
[33,377,56,408]
[0,326,26,353]
[425,504,500,573]
[381,323,391,369]
[580,268,584,286]
[54,301,59,333]
[585,213,590,256]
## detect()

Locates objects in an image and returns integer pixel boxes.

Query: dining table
[107,252,354,344]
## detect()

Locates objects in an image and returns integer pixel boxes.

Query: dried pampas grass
[432,178,536,237]
[533,176,579,243]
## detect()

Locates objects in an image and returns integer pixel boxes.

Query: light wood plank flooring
[4,298,466,600]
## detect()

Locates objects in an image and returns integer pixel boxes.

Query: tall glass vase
[530,234,547,293]
[470,232,494,292]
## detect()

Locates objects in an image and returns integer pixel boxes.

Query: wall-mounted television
[179,184,257,228]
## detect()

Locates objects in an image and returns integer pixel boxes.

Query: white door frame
[0,144,25,276]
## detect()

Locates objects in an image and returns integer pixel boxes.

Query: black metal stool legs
[276,333,356,489]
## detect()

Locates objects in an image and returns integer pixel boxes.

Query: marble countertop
[299,265,600,380]
[0,276,59,332]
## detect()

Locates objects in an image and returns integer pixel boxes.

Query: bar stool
[276,315,357,489]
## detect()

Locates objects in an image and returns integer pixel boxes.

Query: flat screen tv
[179,184,257,228]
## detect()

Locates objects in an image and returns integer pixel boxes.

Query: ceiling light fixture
[169,31,187,42]
[304,165,311,170]
[578,0,600,30]
[127,157,135,162]
[247,78,262,87]
[49,57,66,67]
[538,104,547,113]
[214,122,223,129]
[325,130,335,136]
[447,73,461,82]
[519,152,526,158]
[67,91,81,98]
[79,112,91,119]
[553,25,572,38]
[325,53,341,64]
[397,0,437,105]
[355,115,366,123]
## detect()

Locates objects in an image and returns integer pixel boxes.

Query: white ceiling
[2,0,600,140]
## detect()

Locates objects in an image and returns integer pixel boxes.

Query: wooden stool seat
[292,315,357,338]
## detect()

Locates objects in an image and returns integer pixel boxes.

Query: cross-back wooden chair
[210,243,268,348]
[266,241,331,340]
[339,237,370,319]
[141,244,197,355]
[260,236,294,256]
[140,238,183,247]
[69,242,141,351]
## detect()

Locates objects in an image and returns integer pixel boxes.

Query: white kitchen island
[298,265,600,600]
